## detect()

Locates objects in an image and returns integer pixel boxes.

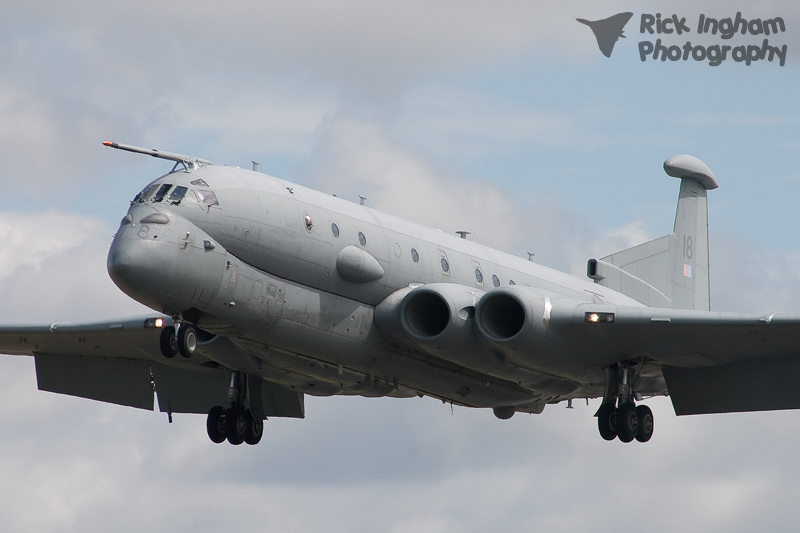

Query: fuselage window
[439,250,450,275]
[475,268,484,285]
[509,280,516,285]
[196,189,219,206]
[331,223,340,237]
[411,248,419,263]
[358,232,367,246]
[304,214,313,232]
[152,183,173,202]
[492,274,501,287]
[168,186,188,205]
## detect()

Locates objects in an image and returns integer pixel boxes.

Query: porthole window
[411,248,419,263]
[304,214,313,232]
[358,231,367,246]
[509,280,516,285]
[331,223,339,237]
[438,250,450,275]
[475,268,483,284]
[492,274,500,287]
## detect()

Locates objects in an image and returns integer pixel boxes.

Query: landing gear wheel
[617,402,639,443]
[177,325,198,358]
[244,412,264,445]
[226,407,247,445]
[597,403,618,441]
[206,406,226,444]
[159,327,178,358]
[635,405,654,443]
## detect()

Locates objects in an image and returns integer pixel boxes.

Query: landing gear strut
[595,363,654,443]
[206,371,265,446]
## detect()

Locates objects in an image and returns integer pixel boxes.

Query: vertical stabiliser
[670,171,713,310]
[590,155,718,310]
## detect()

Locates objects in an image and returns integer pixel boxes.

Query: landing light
[144,317,165,328]
[585,312,615,324]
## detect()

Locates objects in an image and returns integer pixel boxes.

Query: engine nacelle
[377,283,586,396]
[474,286,586,376]
[374,283,492,367]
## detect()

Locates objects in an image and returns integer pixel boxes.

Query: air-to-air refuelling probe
[2,141,800,446]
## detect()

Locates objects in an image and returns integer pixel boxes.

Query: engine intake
[475,286,548,343]
[374,283,489,366]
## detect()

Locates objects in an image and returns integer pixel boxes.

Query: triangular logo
[577,12,634,58]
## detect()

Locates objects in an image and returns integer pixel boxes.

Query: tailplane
[588,155,718,310]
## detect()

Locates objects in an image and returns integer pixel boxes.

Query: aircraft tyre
[159,327,178,358]
[635,405,654,442]
[616,403,639,443]
[177,325,198,358]
[597,403,618,441]
[226,407,247,445]
[207,406,227,444]
[244,411,264,445]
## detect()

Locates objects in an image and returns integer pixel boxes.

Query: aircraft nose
[107,209,227,314]
[107,223,177,311]
[107,247,132,279]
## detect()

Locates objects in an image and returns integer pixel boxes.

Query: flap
[35,353,154,410]
[663,356,800,415]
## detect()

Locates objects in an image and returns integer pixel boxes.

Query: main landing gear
[206,371,264,445]
[158,322,265,445]
[595,363,654,443]
[206,405,263,445]
[596,402,653,443]
[205,371,264,445]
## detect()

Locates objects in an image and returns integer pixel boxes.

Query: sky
[1,1,800,531]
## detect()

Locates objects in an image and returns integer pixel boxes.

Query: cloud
[1,2,800,532]
[0,211,149,322]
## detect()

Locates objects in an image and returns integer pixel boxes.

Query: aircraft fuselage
[107,163,657,415]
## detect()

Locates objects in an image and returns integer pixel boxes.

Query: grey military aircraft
[2,141,798,446]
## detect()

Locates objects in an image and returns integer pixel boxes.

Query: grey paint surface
[3,150,800,434]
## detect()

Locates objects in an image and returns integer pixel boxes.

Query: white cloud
[0,211,149,322]
[1,2,800,532]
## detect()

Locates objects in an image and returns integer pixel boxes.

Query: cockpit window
[133,184,159,203]
[152,183,173,203]
[184,189,201,203]
[196,189,219,206]
[168,186,188,204]
[132,186,147,203]
[132,181,218,207]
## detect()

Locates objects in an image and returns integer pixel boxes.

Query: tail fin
[587,155,718,310]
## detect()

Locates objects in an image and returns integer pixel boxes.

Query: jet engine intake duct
[478,292,526,340]
[474,286,592,379]
[405,290,450,338]
[374,283,491,367]
[476,286,546,343]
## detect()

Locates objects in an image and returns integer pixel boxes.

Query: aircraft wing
[552,305,800,415]
[0,315,166,410]
[0,315,245,415]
